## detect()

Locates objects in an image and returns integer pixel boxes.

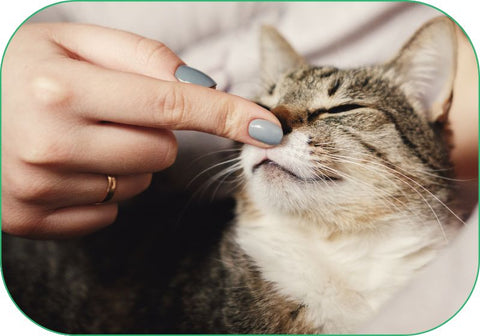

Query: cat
[2,16,462,334]
[230,16,460,333]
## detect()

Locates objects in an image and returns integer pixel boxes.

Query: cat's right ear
[387,17,458,123]
[260,26,306,91]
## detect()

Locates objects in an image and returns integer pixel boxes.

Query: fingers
[3,155,153,238]
[2,170,152,239]
[57,59,282,148]
[77,123,178,174]
[9,167,152,208]
[49,22,184,81]
[35,204,119,239]
[1,194,119,239]
[20,121,178,174]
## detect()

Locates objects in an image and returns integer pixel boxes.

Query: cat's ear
[387,17,457,123]
[260,25,307,91]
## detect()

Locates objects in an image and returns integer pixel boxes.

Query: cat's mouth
[252,159,340,182]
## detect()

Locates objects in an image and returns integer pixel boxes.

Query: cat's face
[239,18,457,230]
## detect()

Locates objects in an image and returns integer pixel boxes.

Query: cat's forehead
[276,65,389,108]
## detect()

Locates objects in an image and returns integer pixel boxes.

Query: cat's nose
[271,106,293,135]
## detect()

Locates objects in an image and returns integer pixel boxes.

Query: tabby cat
[3,16,461,334]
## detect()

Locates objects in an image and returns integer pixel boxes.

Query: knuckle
[136,174,153,194]
[1,201,44,237]
[97,204,119,227]
[135,37,170,69]
[20,136,71,166]
[217,98,240,139]
[30,71,73,111]
[154,85,187,126]
[163,132,178,168]
[155,131,178,170]
[8,170,54,203]
[135,131,178,172]
[2,215,39,237]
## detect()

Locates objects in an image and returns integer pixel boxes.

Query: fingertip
[161,85,283,147]
[248,119,284,146]
[158,129,178,169]
[241,102,283,147]
[219,96,284,148]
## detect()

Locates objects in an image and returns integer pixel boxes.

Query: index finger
[63,60,283,147]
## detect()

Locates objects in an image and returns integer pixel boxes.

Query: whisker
[193,162,243,200]
[186,157,242,189]
[190,148,242,165]
[307,161,417,217]
[210,165,244,202]
[324,153,462,242]
[329,153,464,224]
[411,168,475,183]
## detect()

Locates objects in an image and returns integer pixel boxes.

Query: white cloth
[29,2,478,333]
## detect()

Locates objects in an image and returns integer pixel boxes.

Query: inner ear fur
[386,16,458,123]
[260,25,307,92]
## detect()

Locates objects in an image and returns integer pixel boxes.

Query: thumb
[49,22,183,81]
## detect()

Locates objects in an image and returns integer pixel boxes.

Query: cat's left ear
[260,26,307,92]
[387,16,458,123]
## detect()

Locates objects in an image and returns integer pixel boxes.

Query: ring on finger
[97,175,117,204]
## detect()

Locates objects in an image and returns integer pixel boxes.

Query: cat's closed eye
[307,103,366,122]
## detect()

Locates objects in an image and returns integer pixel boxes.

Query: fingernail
[248,119,283,145]
[174,65,217,88]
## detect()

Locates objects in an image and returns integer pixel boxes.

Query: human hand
[1,23,282,238]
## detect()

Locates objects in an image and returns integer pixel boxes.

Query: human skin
[1,23,281,238]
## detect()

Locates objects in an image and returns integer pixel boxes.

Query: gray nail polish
[174,65,217,88]
[248,119,283,145]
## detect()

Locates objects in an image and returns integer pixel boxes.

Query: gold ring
[99,175,117,203]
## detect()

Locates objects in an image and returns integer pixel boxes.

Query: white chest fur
[235,214,443,333]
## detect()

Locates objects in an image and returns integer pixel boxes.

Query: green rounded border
[0,1,478,335]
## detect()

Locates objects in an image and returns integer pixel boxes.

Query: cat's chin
[253,159,341,183]
[246,170,340,217]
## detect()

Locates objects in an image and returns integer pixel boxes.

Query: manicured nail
[248,119,283,145]
[174,65,217,88]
